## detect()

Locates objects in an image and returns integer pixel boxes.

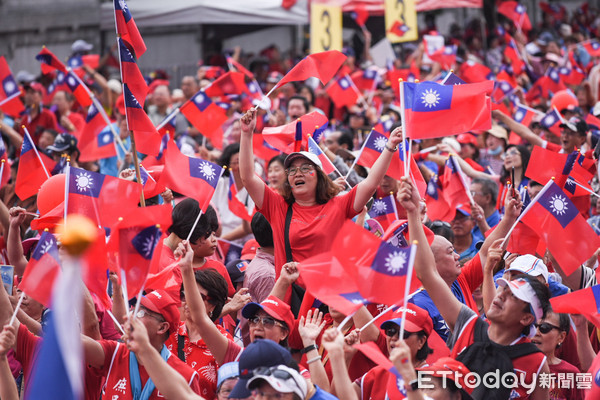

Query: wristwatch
[404,379,419,392]
[385,144,398,152]
[300,344,318,354]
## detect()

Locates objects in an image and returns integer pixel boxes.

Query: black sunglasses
[384,327,415,340]
[536,322,561,334]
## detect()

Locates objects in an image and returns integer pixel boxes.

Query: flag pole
[186,209,204,242]
[0,91,22,107]
[22,127,50,179]
[337,310,358,333]
[120,269,130,310]
[399,241,417,339]
[358,302,399,333]
[345,74,369,109]
[129,131,146,207]
[344,129,371,180]
[156,108,181,131]
[0,159,5,190]
[399,79,409,177]
[64,159,70,227]
[8,292,25,326]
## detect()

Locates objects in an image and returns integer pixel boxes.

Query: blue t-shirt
[310,385,339,399]
[472,209,501,243]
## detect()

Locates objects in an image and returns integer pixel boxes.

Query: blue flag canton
[115,0,133,21]
[227,173,235,201]
[2,75,19,97]
[307,137,323,157]
[247,81,261,95]
[225,243,243,264]
[131,225,161,260]
[539,183,579,229]
[118,38,136,63]
[86,103,99,123]
[366,130,388,153]
[65,72,79,91]
[338,76,351,90]
[513,106,528,123]
[548,67,561,84]
[139,166,149,186]
[21,134,34,155]
[67,56,83,69]
[294,120,303,142]
[445,156,459,174]
[192,92,211,112]
[386,222,409,248]
[369,196,394,218]
[443,73,465,86]
[97,129,114,148]
[592,285,600,313]
[123,84,142,109]
[405,82,453,112]
[363,68,378,80]
[541,110,559,128]
[371,242,412,277]
[426,176,440,200]
[35,53,53,67]
[561,152,578,175]
[189,157,221,188]
[156,134,169,160]
[340,291,368,305]
[69,168,106,198]
[32,232,59,262]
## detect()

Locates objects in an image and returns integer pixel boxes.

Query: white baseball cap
[507,254,549,283]
[247,365,307,399]
[497,277,543,323]
[283,151,322,170]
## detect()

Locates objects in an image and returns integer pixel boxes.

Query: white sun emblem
[75,172,93,192]
[199,161,216,181]
[4,81,15,93]
[39,240,52,255]
[420,88,441,108]
[385,250,407,275]
[67,76,76,86]
[372,200,387,215]
[373,136,388,152]
[548,194,567,215]
[119,0,126,9]
[140,234,158,258]
[195,94,205,104]
[515,110,524,121]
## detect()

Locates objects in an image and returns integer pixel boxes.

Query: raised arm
[482,239,504,314]
[397,177,462,331]
[354,126,404,212]
[321,327,358,400]
[239,109,267,209]
[0,325,18,400]
[492,110,544,147]
[298,310,330,392]
[7,207,28,276]
[477,194,522,267]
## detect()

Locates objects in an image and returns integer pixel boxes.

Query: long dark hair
[218,143,240,177]
[281,163,340,205]
[500,144,530,185]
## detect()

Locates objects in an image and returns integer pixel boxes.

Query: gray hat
[71,39,93,53]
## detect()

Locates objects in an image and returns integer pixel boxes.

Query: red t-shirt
[99,340,201,399]
[17,108,58,145]
[548,360,584,400]
[258,185,359,276]
[165,322,232,400]
[357,365,408,400]
[65,112,86,139]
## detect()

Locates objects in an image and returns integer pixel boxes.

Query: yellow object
[310,3,342,54]
[57,215,98,256]
[385,0,418,43]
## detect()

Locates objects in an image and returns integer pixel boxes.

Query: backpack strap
[284,204,294,263]
[472,317,490,343]
[177,333,186,362]
[504,341,542,360]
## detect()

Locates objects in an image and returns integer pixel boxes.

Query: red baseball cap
[456,133,478,147]
[24,82,44,94]
[241,239,259,260]
[417,357,474,399]
[115,94,126,116]
[380,303,433,336]
[140,290,180,334]
[242,295,295,330]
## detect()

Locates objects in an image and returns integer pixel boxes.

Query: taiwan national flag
[19,231,61,307]
[0,56,24,118]
[350,5,369,27]
[275,51,346,89]
[262,111,328,153]
[492,80,515,103]
[35,47,68,75]
[15,134,56,200]
[504,39,525,74]
[368,194,398,231]
[118,38,148,106]
[228,174,253,222]
[424,175,454,222]
[78,103,114,162]
[539,108,562,136]
[67,54,100,71]
[442,71,466,86]
[356,130,402,179]
[159,140,224,212]
[326,75,359,108]
[402,80,492,139]
[114,0,146,58]
[498,1,532,32]
[204,72,248,97]
[143,133,170,168]
[64,71,92,107]
[252,133,281,162]
[307,136,336,175]
[180,91,228,137]
[441,155,471,210]
[332,220,419,306]
[123,84,161,156]
[459,60,494,83]
[558,66,585,86]
[138,164,166,199]
[0,138,10,188]
[521,181,600,275]
[157,114,177,137]
[513,103,541,128]
[389,20,410,37]
[581,40,600,57]
[67,166,142,228]
[217,239,244,265]
[351,67,379,92]
[428,45,458,70]
[108,205,172,297]
[226,56,254,80]
[545,67,567,94]
[551,285,600,329]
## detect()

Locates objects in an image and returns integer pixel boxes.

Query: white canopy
[100,0,309,29]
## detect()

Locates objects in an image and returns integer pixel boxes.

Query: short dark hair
[427,223,454,243]
[218,143,240,177]
[268,154,286,170]
[169,199,218,243]
[415,332,434,362]
[520,275,551,336]
[338,132,354,151]
[251,212,274,248]
[287,95,309,114]
[281,164,340,205]
[472,177,499,207]
[193,268,228,322]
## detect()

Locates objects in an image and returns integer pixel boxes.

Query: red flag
[389,20,411,37]
[498,1,532,32]
[403,80,492,139]
[67,166,142,228]
[82,228,112,310]
[262,111,328,153]
[368,194,398,231]
[145,260,183,302]
[428,45,458,70]
[139,164,166,199]
[307,136,336,175]
[108,205,172,296]
[326,75,360,108]
[158,141,224,212]
[35,47,68,75]
[351,67,379,92]
[227,57,254,80]
[114,0,146,58]
[550,285,600,328]
[118,38,148,106]
[276,51,346,88]
[350,5,369,27]
[252,133,281,162]
[504,39,525,74]
[122,84,162,156]
[539,2,566,20]
[441,155,471,210]
[582,40,600,57]
[513,103,540,128]
[587,349,600,399]
[64,71,92,108]
[180,91,229,137]
[19,231,61,307]
[507,222,540,255]
[79,103,115,162]
[204,72,248,97]
[458,60,493,83]
[228,173,253,222]
[521,181,600,275]
[424,176,455,222]
[15,134,56,200]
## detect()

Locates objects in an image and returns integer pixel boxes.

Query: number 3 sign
[385,0,418,43]
[311,3,342,54]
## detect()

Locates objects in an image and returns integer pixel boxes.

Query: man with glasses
[83,289,202,399]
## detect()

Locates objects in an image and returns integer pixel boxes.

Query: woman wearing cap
[239,108,404,277]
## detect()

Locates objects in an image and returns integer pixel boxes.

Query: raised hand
[299,309,326,346]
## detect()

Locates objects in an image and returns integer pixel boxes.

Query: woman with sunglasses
[238,109,405,278]
[531,311,584,400]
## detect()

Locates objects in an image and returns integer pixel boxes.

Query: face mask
[488,145,503,156]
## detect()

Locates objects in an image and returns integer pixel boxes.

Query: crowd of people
[2,1,600,399]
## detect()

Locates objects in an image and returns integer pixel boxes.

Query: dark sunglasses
[536,322,561,334]
[384,327,415,340]
[253,366,294,380]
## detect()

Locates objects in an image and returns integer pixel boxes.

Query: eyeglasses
[536,322,562,334]
[136,309,165,323]
[384,327,415,340]
[248,316,287,329]
[470,191,485,197]
[506,149,521,156]
[286,164,315,176]
[429,221,451,229]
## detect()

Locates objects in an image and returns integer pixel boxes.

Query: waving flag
[68,166,142,227]
[138,164,166,199]
[227,57,254,80]
[307,136,336,175]
[118,38,148,105]
[459,60,493,83]
[114,0,146,57]
[67,54,100,71]
[142,133,170,168]
[441,155,471,210]
[275,51,346,89]
[64,71,92,107]
[539,108,562,136]
[159,141,224,212]
[332,220,419,306]
[205,72,248,97]
[0,57,24,117]
[253,133,281,162]
[402,80,492,139]
[157,114,177,137]
[545,67,567,94]
[389,20,411,37]
[551,285,600,328]
[429,45,458,70]
[81,228,112,310]
[539,2,566,20]
[217,239,244,265]
[442,71,466,86]
[558,66,585,86]
[513,103,541,128]
[15,134,56,200]
[123,84,161,156]
[424,175,454,221]
[504,39,525,74]
[351,67,379,92]
[350,5,369,27]
[108,205,171,296]
[19,231,61,307]
[262,111,328,153]
[498,1,532,31]
[36,47,68,75]
[492,80,515,103]
[369,194,398,231]
[79,103,114,162]
[326,75,360,108]
[228,174,253,222]
[581,40,600,57]
[356,130,402,179]
[521,181,600,274]
[181,91,228,137]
